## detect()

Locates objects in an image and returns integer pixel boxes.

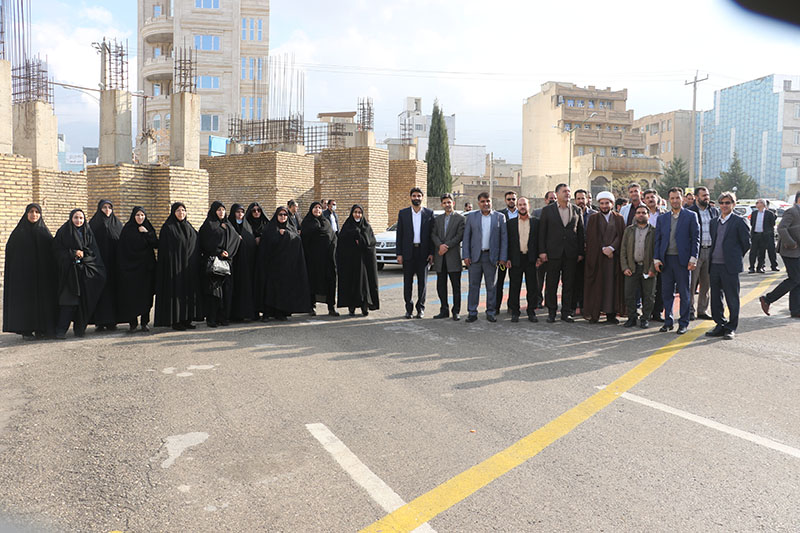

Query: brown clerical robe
[583,210,626,320]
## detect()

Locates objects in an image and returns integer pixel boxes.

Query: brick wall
[318,147,390,232]
[0,154,34,287]
[388,159,428,226]
[201,151,315,218]
[32,169,88,226]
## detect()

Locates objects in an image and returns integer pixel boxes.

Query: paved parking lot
[0,267,798,532]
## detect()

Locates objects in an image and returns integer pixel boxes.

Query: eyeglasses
[277,213,288,217]
[253,208,261,212]
[719,201,733,205]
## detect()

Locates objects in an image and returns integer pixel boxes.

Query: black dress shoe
[705,328,725,337]
[723,331,735,340]
[433,312,449,319]
[404,312,413,319]
[606,316,619,325]
[757,267,766,274]
[561,315,575,323]
[414,311,424,319]
[487,315,497,323]
[771,266,780,272]
[676,326,688,334]
[748,268,755,273]
[465,315,478,323]
[623,317,638,328]
[452,313,460,321]
[206,321,218,328]
[659,324,674,332]
[546,316,556,323]
[349,310,357,317]
[528,314,538,323]
[510,314,520,323]
[328,310,340,317]
[639,319,649,329]
[696,313,712,320]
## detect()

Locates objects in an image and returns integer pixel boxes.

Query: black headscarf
[2,204,57,335]
[246,202,268,239]
[340,204,377,247]
[228,203,254,237]
[301,202,337,303]
[117,207,158,322]
[337,205,379,310]
[256,207,310,315]
[154,202,201,326]
[53,208,107,317]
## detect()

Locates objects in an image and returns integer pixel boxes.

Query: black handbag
[206,256,231,276]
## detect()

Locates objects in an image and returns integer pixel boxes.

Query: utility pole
[686,71,708,189]
[489,151,494,203]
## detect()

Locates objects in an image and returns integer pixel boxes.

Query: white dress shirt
[481,213,492,250]
[754,210,764,232]
[411,208,422,244]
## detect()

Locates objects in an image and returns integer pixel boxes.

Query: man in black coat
[748,199,778,273]
[431,193,465,321]
[495,191,518,313]
[506,197,539,323]
[322,199,339,234]
[573,189,596,314]
[396,187,434,318]
[538,183,585,322]
[705,191,750,340]
[532,190,556,309]
[287,199,302,232]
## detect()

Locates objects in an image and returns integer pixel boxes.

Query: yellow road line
[361,274,780,532]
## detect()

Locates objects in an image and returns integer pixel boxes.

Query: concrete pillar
[170,92,201,169]
[99,89,132,165]
[13,101,58,170]
[136,135,157,164]
[354,130,376,148]
[0,60,12,154]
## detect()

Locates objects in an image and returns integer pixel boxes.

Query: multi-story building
[397,97,456,147]
[522,82,656,198]
[695,74,800,199]
[632,110,693,166]
[137,0,269,156]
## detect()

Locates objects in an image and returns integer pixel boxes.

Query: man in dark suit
[654,187,700,334]
[495,191,518,314]
[705,191,750,340]
[431,193,465,321]
[396,187,434,319]
[506,197,539,323]
[748,199,778,273]
[462,192,507,322]
[687,186,720,320]
[287,199,301,232]
[322,199,339,234]
[761,191,800,318]
[573,189,596,314]
[532,190,556,309]
[537,183,584,323]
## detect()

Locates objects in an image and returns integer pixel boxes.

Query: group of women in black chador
[3,199,380,340]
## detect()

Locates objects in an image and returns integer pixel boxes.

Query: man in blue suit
[705,191,750,340]
[654,187,700,334]
[396,187,434,319]
[462,192,508,323]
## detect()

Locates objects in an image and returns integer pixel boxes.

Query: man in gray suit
[462,191,508,323]
[431,193,466,320]
[761,190,800,318]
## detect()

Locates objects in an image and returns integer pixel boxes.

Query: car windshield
[387,223,397,231]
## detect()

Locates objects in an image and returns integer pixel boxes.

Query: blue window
[153,5,162,17]
[257,58,262,81]
[258,19,263,41]
[195,0,219,8]
[256,97,263,119]
[242,18,246,40]
[241,97,246,117]
[249,58,254,80]
[250,18,255,41]
[241,58,246,80]
[201,114,219,132]
[196,75,219,89]
[248,97,254,119]
[194,35,220,51]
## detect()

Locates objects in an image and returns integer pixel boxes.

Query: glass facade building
[696,74,800,199]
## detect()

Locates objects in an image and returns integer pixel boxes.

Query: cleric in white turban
[582,189,626,323]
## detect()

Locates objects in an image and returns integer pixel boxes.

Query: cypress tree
[426,100,452,197]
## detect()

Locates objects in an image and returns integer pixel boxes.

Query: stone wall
[317,147,390,232]
[0,155,34,286]
[388,159,427,226]
[201,151,315,217]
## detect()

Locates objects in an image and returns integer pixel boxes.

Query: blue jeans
[662,255,691,328]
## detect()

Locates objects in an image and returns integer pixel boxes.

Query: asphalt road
[0,266,798,532]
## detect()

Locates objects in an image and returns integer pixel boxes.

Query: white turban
[596,191,615,203]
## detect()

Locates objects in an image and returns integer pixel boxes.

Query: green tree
[425,100,452,197]
[655,156,689,198]
[713,152,758,200]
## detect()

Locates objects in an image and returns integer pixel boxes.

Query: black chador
[53,209,107,338]
[336,205,380,315]
[256,206,311,320]
[2,204,58,339]
[88,199,123,329]
[227,203,257,321]
[154,202,201,330]
[300,202,338,316]
[198,201,240,327]
[246,202,268,242]
[117,207,158,331]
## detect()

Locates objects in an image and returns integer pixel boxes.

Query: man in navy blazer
[396,187,434,318]
[462,192,508,322]
[654,187,700,334]
[705,191,750,340]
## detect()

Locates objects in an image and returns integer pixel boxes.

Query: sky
[30,0,800,162]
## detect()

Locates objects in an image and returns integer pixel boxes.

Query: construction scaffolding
[400,115,414,145]
[228,116,304,145]
[94,37,128,91]
[357,97,374,132]
[12,57,52,104]
[173,45,196,94]
[304,122,346,154]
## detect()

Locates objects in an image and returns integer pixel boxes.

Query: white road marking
[176,372,194,377]
[187,365,216,371]
[306,423,437,533]
[162,367,176,374]
[598,387,800,459]
[160,432,209,468]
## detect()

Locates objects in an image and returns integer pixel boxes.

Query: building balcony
[145,94,171,111]
[142,16,174,44]
[142,56,173,81]
[574,129,645,150]
[562,106,634,125]
[591,155,663,174]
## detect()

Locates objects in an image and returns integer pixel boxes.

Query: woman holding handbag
[198,201,240,328]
